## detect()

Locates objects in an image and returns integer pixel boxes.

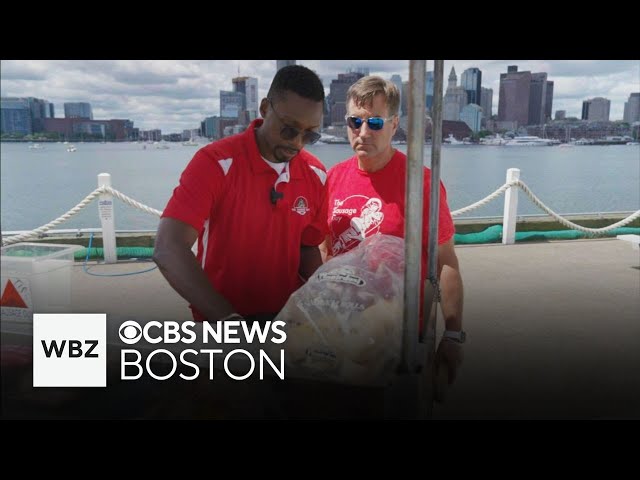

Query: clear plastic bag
[273,234,405,386]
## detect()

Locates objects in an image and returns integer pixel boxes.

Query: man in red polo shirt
[154,65,327,323]
[323,75,465,387]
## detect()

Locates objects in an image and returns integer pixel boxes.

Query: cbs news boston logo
[33,313,107,387]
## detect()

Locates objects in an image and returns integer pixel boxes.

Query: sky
[1,60,638,134]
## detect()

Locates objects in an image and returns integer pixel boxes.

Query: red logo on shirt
[331,196,384,254]
[292,196,310,216]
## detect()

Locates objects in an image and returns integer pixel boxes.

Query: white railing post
[97,173,118,263]
[502,168,520,245]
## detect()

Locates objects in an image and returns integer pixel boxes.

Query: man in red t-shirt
[154,65,328,323]
[323,75,465,386]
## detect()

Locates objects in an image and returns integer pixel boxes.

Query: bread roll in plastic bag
[273,234,404,386]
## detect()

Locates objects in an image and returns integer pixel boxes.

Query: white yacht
[443,133,465,145]
[503,136,553,147]
[480,134,507,146]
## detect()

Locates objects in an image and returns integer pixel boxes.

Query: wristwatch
[443,330,466,344]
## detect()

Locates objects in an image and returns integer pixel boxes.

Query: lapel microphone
[270,187,284,205]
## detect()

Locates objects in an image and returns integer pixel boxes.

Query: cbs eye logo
[119,320,142,344]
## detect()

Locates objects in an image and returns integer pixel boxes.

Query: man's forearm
[440,264,464,331]
[299,245,323,280]
[153,245,236,320]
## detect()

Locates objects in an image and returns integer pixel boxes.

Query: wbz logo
[33,314,106,387]
[41,339,99,358]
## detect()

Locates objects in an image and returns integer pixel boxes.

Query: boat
[503,136,553,147]
[572,138,594,145]
[28,143,44,149]
[67,145,77,152]
[480,134,507,146]
[443,133,465,145]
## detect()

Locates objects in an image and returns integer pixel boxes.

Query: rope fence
[2,172,639,248]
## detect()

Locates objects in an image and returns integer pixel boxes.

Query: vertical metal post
[502,168,520,245]
[97,173,118,263]
[385,61,427,419]
[418,59,445,419]
[401,60,426,374]
[427,61,444,284]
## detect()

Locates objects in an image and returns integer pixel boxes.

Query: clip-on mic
[270,187,284,205]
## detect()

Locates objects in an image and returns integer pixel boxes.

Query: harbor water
[1,142,638,232]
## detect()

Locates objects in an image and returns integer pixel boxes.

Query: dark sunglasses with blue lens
[345,115,396,131]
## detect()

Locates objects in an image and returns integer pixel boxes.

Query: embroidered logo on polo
[291,196,310,216]
[331,195,384,254]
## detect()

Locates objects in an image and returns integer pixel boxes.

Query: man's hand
[435,337,464,385]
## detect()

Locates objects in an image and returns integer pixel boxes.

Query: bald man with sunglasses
[154,65,328,324]
[322,75,465,388]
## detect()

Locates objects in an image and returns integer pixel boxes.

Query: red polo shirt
[162,119,328,319]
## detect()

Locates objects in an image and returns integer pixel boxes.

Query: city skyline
[1,60,637,133]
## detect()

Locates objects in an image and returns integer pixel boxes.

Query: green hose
[454,225,640,244]
[75,246,155,260]
[72,226,640,259]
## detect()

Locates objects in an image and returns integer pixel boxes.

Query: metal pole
[427,61,444,286]
[418,60,445,418]
[401,60,426,374]
[385,60,426,419]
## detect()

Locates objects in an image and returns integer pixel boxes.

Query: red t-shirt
[162,119,328,319]
[327,149,455,277]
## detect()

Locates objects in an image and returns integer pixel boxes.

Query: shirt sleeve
[161,149,225,232]
[436,181,455,244]
[301,168,330,247]
[422,170,455,245]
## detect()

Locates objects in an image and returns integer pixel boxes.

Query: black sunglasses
[345,115,395,131]
[269,99,321,145]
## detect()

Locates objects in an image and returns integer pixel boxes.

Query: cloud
[1,60,638,133]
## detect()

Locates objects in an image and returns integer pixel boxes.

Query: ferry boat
[503,136,553,147]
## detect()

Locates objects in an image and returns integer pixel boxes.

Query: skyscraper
[499,66,551,126]
[64,102,93,120]
[426,71,434,111]
[232,76,259,112]
[528,73,548,125]
[582,97,610,121]
[461,68,482,106]
[390,74,403,116]
[443,67,467,121]
[623,92,640,123]
[220,90,244,118]
[1,97,32,134]
[545,81,554,122]
[328,71,365,125]
[481,87,493,120]
[460,104,483,132]
[401,81,409,118]
[498,65,532,127]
